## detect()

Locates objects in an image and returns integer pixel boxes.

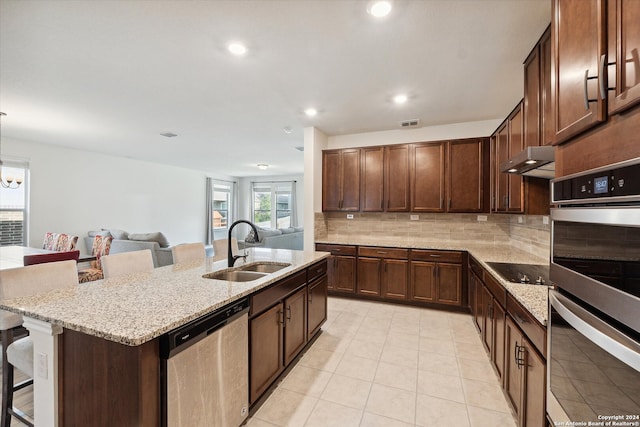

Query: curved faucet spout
[228,220,260,267]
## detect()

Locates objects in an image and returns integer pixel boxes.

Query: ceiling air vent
[400,119,420,128]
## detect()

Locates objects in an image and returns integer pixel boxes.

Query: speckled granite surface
[316,237,550,325]
[0,248,330,346]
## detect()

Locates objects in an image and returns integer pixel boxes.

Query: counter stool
[0,260,79,427]
[171,242,205,264]
[101,249,154,279]
[212,238,239,262]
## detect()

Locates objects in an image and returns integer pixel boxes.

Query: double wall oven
[547,158,640,426]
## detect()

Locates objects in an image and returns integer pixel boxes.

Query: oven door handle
[550,290,640,371]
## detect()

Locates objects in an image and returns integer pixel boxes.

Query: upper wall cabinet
[448,139,487,213]
[607,0,640,114]
[524,26,552,147]
[360,145,410,212]
[411,142,446,212]
[551,0,607,145]
[322,149,360,211]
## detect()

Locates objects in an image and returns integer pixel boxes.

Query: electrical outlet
[477,215,487,222]
[410,214,419,221]
[543,216,549,225]
[37,352,48,379]
[346,214,354,220]
[518,216,524,224]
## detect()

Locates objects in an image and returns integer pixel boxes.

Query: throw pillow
[257,228,282,241]
[293,226,304,232]
[245,228,258,243]
[279,227,295,234]
[87,230,102,237]
[128,232,170,248]
[105,228,129,240]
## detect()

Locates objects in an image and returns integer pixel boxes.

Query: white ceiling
[0,0,550,177]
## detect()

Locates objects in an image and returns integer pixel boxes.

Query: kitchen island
[0,248,330,427]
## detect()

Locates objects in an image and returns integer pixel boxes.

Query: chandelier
[0,112,23,189]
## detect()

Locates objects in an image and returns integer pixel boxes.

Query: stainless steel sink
[202,270,267,282]
[238,262,291,273]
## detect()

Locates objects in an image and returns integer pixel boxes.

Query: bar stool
[212,238,239,262]
[101,249,154,279]
[171,243,205,264]
[0,260,79,427]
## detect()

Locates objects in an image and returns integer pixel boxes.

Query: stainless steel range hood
[500,145,555,179]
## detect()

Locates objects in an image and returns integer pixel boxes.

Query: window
[252,182,293,229]
[0,161,29,246]
[209,180,235,241]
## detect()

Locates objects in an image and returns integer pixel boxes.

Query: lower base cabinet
[283,287,307,366]
[308,275,328,337]
[250,304,284,404]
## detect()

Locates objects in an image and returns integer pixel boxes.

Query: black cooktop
[486,262,550,286]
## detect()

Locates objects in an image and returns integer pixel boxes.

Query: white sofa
[83,230,173,267]
[238,227,303,250]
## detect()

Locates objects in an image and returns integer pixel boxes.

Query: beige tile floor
[247,296,517,427]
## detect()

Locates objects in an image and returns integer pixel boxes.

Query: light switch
[410,215,419,221]
[477,215,487,222]
[543,216,549,225]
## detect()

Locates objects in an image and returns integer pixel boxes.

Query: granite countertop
[316,237,549,325]
[0,248,330,346]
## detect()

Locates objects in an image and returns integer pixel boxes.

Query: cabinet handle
[435,264,439,277]
[384,263,388,272]
[286,306,292,321]
[515,343,526,369]
[488,305,494,320]
[309,291,313,304]
[440,199,443,209]
[448,199,452,210]
[381,200,384,210]
[513,313,528,325]
[334,248,341,252]
[278,310,284,325]
[584,68,598,110]
[377,251,388,254]
[429,254,441,258]
[600,53,617,97]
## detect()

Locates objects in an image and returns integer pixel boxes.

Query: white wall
[4,137,234,252]
[327,119,501,149]
[303,127,328,251]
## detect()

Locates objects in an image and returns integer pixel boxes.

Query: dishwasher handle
[160,298,249,359]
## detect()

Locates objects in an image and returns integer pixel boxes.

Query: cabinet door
[552,0,606,144]
[357,257,381,296]
[508,105,524,213]
[607,0,640,114]
[436,263,462,306]
[496,124,509,212]
[326,255,336,291]
[540,28,554,146]
[448,139,483,212]
[473,273,484,332]
[361,147,384,212]
[523,339,546,427]
[504,316,524,419]
[524,44,541,148]
[411,142,445,212]
[493,302,506,384]
[250,304,284,403]
[322,151,342,211]
[382,259,408,300]
[341,149,361,211]
[335,256,356,293]
[284,287,307,366]
[308,276,328,337]
[482,287,494,353]
[385,144,410,211]
[410,261,436,302]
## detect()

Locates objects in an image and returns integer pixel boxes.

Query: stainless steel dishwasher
[160,298,249,427]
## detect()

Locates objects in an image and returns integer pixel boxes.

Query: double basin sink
[202,262,291,282]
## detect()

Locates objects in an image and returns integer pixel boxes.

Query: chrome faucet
[228,219,259,267]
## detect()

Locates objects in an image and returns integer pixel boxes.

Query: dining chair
[0,260,79,427]
[101,249,154,279]
[78,235,112,283]
[41,232,78,252]
[212,238,239,262]
[23,250,80,266]
[171,242,205,264]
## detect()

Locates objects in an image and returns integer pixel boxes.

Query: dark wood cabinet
[508,103,524,212]
[495,123,510,212]
[551,0,607,144]
[448,139,486,212]
[524,26,552,148]
[607,0,640,114]
[361,146,384,212]
[316,244,356,293]
[411,142,446,212]
[385,144,411,211]
[283,287,307,365]
[410,250,463,307]
[250,304,284,404]
[322,149,360,211]
[505,315,524,417]
[307,275,327,338]
[357,247,409,299]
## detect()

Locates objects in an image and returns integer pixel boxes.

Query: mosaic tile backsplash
[315,212,550,260]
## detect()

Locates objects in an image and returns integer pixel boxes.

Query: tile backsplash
[315,212,550,259]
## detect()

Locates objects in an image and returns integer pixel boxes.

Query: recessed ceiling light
[367,1,392,18]
[283,126,293,134]
[304,108,318,117]
[393,94,408,104]
[160,132,177,138]
[227,42,247,56]
[257,164,268,170]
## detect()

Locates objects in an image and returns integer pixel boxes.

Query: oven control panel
[552,158,640,204]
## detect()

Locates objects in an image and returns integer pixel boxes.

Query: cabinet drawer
[358,246,409,260]
[250,270,307,317]
[468,256,485,281]
[485,272,506,308]
[412,250,463,264]
[507,293,546,357]
[307,259,328,283]
[315,244,357,257]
